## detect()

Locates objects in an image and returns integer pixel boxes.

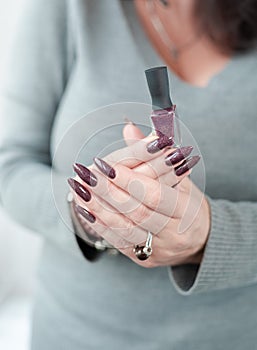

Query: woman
[0,0,257,349]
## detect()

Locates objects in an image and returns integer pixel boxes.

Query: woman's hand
[68,125,210,267]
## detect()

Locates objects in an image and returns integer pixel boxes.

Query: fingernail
[165,146,193,166]
[174,156,200,176]
[75,204,96,223]
[68,178,91,202]
[147,136,174,154]
[73,163,97,187]
[93,157,116,179]
[123,117,135,125]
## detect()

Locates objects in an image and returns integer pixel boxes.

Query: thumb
[122,121,146,146]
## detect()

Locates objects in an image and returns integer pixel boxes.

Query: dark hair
[194,0,257,54]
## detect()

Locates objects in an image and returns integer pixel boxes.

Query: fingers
[132,147,179,180]
[74,202,134,249]
[70,177,148,246]
[72,150,198,227]
[99,162,187,218]
[99,134,174,169]
[68,172,203,268]
[93,169,172,234]
[73,157,188,220]
[71,167,172,235]
[90,136,195,187]
[157,168,191,188]
[104,141,191,186]
[73,194,193,269]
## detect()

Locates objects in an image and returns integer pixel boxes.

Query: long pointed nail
[93,157,116,179]
[165,146,193,166]
[75,204,96,223]
[174,155,200,176]
[147,136,174,154]
[73,163,97,187]
[68,178,91,202]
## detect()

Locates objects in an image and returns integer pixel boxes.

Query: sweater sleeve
[168,196,257,294]
[0,0,77,250]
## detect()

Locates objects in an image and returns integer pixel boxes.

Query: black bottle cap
[145,66,173,110]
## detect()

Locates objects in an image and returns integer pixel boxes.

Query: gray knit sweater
[0,1,257,349]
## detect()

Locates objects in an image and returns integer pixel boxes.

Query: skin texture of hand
[70,124,211,268]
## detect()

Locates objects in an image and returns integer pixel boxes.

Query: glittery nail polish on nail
[147,135,174,154]
[93,157,116,179]
[174,155,200,176]
[73,163,97,187]
[165,146,193,166]
[68,178,91,202]
[75,204,96,223]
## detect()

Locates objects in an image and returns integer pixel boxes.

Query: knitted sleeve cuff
[168,197,257,295]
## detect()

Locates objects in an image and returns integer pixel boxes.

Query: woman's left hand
[71,157,211,268]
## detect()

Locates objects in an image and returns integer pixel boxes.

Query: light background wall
[0,6,43,349]
[0,0,42,303]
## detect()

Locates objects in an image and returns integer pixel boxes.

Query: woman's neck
[171,37,231,87]
[135,0,231,87]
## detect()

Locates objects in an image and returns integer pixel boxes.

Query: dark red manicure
[75,204,96,223]
[73,163,97,187]
[147,135,174,154]
[93,157,116,179]
[165,146,193,166]
[68,178,91,202]
[174,155,200,176]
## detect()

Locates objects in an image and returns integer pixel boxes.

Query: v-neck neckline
[120,0,249,98]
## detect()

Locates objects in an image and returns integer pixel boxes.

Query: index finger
[108,162,185,218]
[103,135,174,168]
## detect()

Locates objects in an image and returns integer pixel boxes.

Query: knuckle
[103,212,123,230]
[173,233,190,252]
[114,236,127,248]
[114,221,139,243]
[123,227,140,243]
[147,183,161,209]
[132,204,151,223]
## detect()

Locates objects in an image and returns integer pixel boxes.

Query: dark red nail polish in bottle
[145,66,179,141]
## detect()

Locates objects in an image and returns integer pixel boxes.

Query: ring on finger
[133,231,153,261]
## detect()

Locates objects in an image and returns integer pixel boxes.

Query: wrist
[179,196,211,265]
[190,196,211,264]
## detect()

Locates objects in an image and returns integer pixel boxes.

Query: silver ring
[133,232,153,261]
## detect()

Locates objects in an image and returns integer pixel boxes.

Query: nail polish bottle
[145,66,181,144]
